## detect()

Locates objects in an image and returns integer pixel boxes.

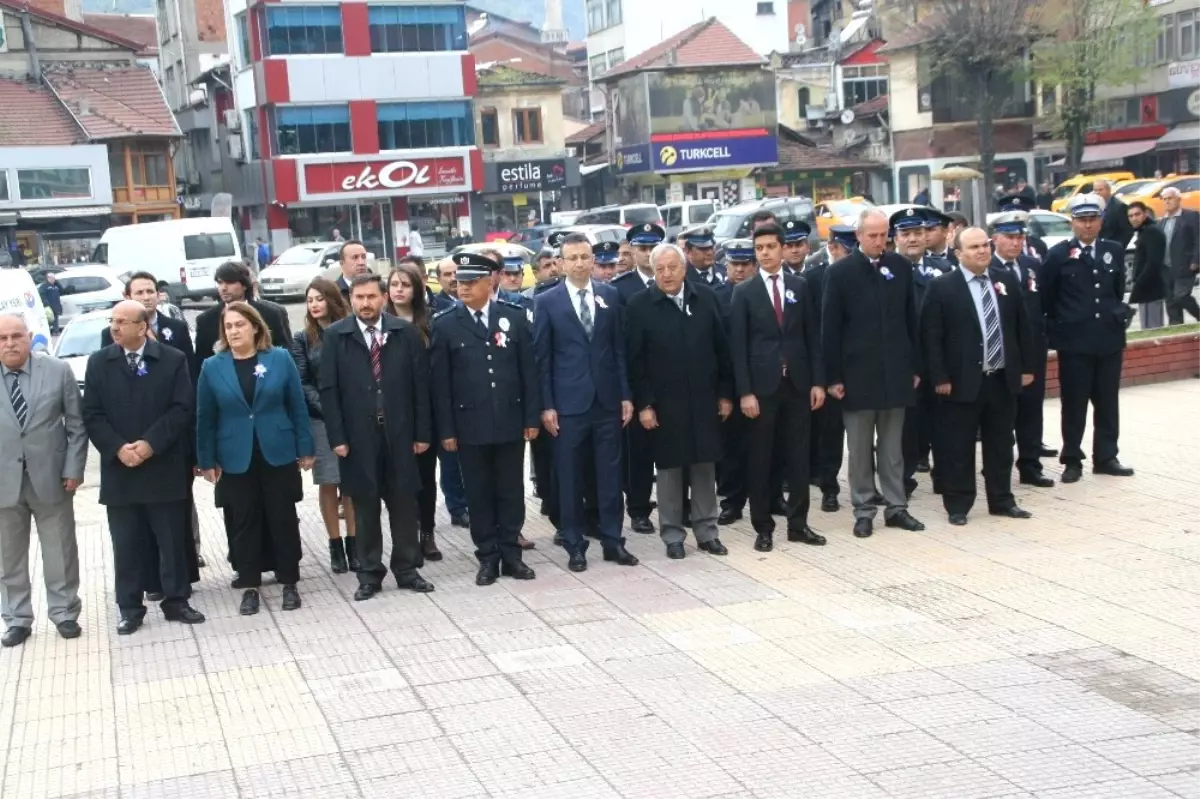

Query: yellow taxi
[425,242,537,294]
[813,197,875,240]
[1137,175,1200,219]
[1050,171,1136,213]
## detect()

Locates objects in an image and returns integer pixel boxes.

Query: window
[274,105,351,154]
[607,47,624,70]
[235,12,252,68]
[589,53,607,79]
[605,0,621,27]
[841,64,888,108]
[513,108,542,144]
[183,233,237,260]
[245,110,261,159]
[663,206,682,227]
[1180,10,1197,60]
[368,5,466,53]
[480,107,499,147]
[377,101,474,149]
[1156,14,1176,63]
[689,203,715,223]
[164,66,176,109]
[131,145,169,187]
[57,275,112,294]
[17,168,91,200]
[757,2,775,14]
[265,6,342,55]
[1171,177,1200,193]
[108,147,126,186]
[156,0,168,43]
[586,0,605,34]
[0,173,8,201]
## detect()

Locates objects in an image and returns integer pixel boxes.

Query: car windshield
[274,246,324,266]
[1053,184,1083,199]
[1113,180,1153,196]
[55,316,108,359]
[623,206,660,224]
[711,212,745,238]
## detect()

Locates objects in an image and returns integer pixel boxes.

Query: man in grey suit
[0,313,87,646]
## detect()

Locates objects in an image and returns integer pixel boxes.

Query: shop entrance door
[697,182,722,200]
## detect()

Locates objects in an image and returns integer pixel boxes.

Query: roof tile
[601,18,764,81]
[0,78,84,147]
[43,65,180,140]
[850,93,889,118]
[81,13,159,56]
[566,121,605,145]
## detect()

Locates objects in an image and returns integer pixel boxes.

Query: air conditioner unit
[226,135,246,163]
[223,109,242,131]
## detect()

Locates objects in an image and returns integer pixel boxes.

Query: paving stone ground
[2,380,1198,799]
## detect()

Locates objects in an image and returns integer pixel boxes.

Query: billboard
[651,131,778,172]
[646,69,777,135]
[611,74,650,148]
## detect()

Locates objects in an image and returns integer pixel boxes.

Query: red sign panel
[303,156,468,196]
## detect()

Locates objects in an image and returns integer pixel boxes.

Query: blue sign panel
[650,132,778,172]
[614,145,652,174]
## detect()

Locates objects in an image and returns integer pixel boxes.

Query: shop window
[368,5,466,52]
[480,107,499,147]
[274,105,351,155]
[513,108,543,144]
[377,101,474,149]
[17,168,92,201]
[265,6,343,56]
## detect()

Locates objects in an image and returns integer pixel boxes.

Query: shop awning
[1079,140,1158,163]
[1157,123,1200,150]
[580,162,609,176]
[18,206,112,219]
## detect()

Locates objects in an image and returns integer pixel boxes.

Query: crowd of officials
[1,186,1191,645]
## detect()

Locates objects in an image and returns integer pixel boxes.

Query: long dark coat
[318,314,432,497]
[625,282,732,469]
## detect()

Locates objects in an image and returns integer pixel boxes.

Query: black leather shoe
[870,493,887,506]
[769,499,788,516]
[754,532,773,552]
[853,519,873,538]
[163,603,206,624]
[116,617,142,636]
[1040,445,1059,457]
[787,527,827,546]
[1062,464,1083,483]
[1,626,31,647]
[1095,459,1134,477]
[698,539,728,556]
[239,589,260,616]
[56,620,81,639]
[603,546,639,566]
[630,516,655,534]
[1020,472,1055,488]
[281,584,302,610]
[885,511,926,531]
[820,493,839,513]
[145,591,165,602]
[397,573,435,593]
[329,538,348,574]
[450,512,470,528]
[948,513,968,526]
[990,506,1033,519]
[475,562,499,586]
[421,530,443,562]
[501,561,536,580]
[568,552,587,572]
[717,508,742,525]
[354,584,380,601]
[915,458,930,473]
[197,555,206,568]
[666,542,686,559]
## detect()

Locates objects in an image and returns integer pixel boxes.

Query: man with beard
[194,262,291,369]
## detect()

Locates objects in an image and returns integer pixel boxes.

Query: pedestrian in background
[38,273,63,335]
[1127,202,1167,331]
[1160,187,1200,325]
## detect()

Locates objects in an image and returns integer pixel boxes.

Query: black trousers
[1015,347,1049,476]
[717,408,749,511]
[108,500,190,617]
[810,395,845,496]
[416,447,437,534]
[459,441,526,565]
[531,431,553,501]
[747,381,811,533]
[353,439,422,586]
[221,448,303,586]
[939,372,1017,516]
[622,421,655,519]
[1166,275,1200,324]
[1057,351,1123,466]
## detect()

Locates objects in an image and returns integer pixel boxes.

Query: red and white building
[226,0,481,260]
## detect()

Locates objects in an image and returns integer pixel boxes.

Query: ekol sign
[496,159,567,193]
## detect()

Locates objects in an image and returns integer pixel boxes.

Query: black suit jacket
[920,267,1035,402]
[1129,222,1168,304]
[1100,196,1135,248]
[1164,209,1200,279]
[730,270,823,399]
[193,299,292,375]
[101,312,196,384]
[82,340,193,506]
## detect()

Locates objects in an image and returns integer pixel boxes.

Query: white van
[92,217,242,305]
[0,268,52,352]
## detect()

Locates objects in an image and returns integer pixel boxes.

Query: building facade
[226,0,481,261]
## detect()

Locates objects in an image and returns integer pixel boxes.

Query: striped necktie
[8,373,27,429]
[975,275,1002,370]
[366,326,382,381]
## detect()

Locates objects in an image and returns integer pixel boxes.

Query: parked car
[507,224,555,253]
[55,265,126,326]
[258,241,368,301]
[52,309,111,394]
[814,197,876,240]
[1050,171,1136,213]
[573,203,662,227]
[660,200,719,241]
[709,197,817,245]
[554,224,629,246]
[27,265,67,284]
[1139,174,1200,219]
[430,242,537,292]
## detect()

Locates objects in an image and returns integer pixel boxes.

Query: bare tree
[1033,0,1157,175]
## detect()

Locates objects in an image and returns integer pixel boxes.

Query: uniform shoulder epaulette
[498,299,524,310]
[432,306,456,320]
[611,270,637,283]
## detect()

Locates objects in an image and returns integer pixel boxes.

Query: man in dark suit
[194,262,291,372]
[82,300,204,634]
[780,220,811,276]
[1127,201,1168,330]
[921,228,1036,525]
[321,274,434,597]
[714,240,756,524]
[1040,194,1133,483]
[991,213,1056,488]
[627,242,733,559]
[1095,180,1135,249]
[430,254,540,586]
[730,223,826,551]
[333,240,371,300]
[533,232,637,572]
[1160,187,1200,325]
[681,225,725,286]
[823,210,925,538]
[610,223,663,535]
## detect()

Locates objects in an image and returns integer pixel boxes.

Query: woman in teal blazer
[196,301,315,616]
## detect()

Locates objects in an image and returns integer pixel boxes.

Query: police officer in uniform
[593,240,620,283]
[781,220,812,275]
[430,254,540,586]
[1040,193,1134,484]
[925,210,958,266]
[500,254,529,299]
[715,240,756,523]
[612,222,664,534]
[997,194,1048,261]
[682,225,725,286]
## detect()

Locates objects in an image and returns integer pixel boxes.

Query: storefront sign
[303,156,468,196]
[614,145,652,175]
[1168,60,1200,90]
[1158,87,1200,123]
[495,160,567,193]
[649,132,778,172]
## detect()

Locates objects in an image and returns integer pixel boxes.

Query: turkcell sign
[614,145,652,174]
[651,133,778,172]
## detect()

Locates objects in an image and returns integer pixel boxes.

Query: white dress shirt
[356,317,385,349]
[759,268,786,305]
[566,280,596,325]
[465,301,491,329]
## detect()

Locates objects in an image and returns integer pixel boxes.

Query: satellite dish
[840,109,856,125]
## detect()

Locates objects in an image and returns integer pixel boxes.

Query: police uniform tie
[8,372,27,429]
[975,275,1003,371]
[1083,245,1093,260]
[1005,261,1019,282]
[577,288,593,340]
[474,309,486,334]
[126,352,140,375]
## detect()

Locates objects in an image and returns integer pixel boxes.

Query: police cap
[453,252,499,281]
[782,219,812,243]
[679,225,715,248]
[724,238,754,263]
[593,241,620,264]
[627,222,666,245]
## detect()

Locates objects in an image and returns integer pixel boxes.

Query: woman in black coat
[1128,203,1167,330]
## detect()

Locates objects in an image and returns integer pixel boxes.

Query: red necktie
[367,326,382,381]
[770,274,783,326]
